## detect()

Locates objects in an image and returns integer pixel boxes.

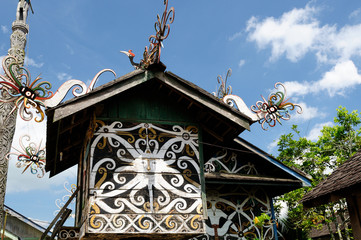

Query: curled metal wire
[214,68,232,99]
[142,0,175,68]
[251,82,303,130]
[6,135,46,178]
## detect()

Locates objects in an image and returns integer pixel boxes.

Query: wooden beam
[205,172,302,184]
[201,124,224,142]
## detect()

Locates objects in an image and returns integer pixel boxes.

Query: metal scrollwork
[6,135,46,178]
[0,55,116,121]
[121,0,175,70]
[145,0,175,65]
[0,55,53,122]
[213,68,232,99]
[54,182,77,218]
[251,82,303,130]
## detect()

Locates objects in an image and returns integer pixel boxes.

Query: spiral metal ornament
[0,55,117,121]
[251,82,303,130]
[141,0,175,68]
[6,135,46,178]
[213,68,232,99]
[0,56,53,122]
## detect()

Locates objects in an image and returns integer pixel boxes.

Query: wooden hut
[45,64,311,240]
[302,150,361,239]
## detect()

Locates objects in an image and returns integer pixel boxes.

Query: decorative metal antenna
[121,0,175,70]
[213,68,232,99]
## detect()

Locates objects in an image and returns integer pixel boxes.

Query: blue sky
[1,0,361,224]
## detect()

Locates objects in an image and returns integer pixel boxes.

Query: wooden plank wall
[84,121,205,237]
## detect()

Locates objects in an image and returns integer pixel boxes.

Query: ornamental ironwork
[251,82,302,130]
[0,55,116,122]
[213,68,232,99]
[0,56,52,122]
[121,0,175,69]
[6,135,46,178]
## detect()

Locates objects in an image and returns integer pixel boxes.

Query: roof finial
[121,0,175,70]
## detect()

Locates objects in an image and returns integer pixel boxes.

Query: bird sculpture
[120,50,141,69]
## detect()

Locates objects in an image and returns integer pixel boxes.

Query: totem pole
[0,0,33,226]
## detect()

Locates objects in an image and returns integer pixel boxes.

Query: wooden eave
[234,138,312,187]
[47,70,252,130]
[205,172,303,197]
[45,68,254,176]
[205,172,302,185]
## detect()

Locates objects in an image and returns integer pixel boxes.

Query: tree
[276,106,361,240]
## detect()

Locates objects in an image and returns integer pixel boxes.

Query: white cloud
[246,5,321,62]
[0,55,5,75]
[6,114,77,193]
[66,44,75,55]
[238,59,246,67]
[283,81,311,97]
[1,25,8,34]
[349,8,361,20]
[267,138,279,152]
[57,72,73,81]
[293,102,325,121]
[246,5,361,64]
[283,60,361,97]
[306,121,333,141]
[229,31,242,41]
[316,60,361,96]
[24,56,44,68]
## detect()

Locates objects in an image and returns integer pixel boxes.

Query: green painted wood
[99,81,194,123]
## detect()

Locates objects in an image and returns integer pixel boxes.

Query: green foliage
[277,106,360,239]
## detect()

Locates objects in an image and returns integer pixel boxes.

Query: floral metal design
[0,55,116,122]
[213,68,232,99]
[251,82,302,130]
[0,56,52,122]
[6,135,46,178]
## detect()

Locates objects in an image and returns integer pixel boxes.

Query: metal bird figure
[120,50,141,69]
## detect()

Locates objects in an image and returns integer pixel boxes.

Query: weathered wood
[346,194,361,239]
[205,172,303,183]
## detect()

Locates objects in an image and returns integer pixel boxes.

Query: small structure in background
[302,150,361,239]
[1,205,50,240]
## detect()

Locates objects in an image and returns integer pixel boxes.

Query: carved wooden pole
[0,0,30,226]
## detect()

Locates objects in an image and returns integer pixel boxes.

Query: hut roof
[302,150,361,207]
[45,68,255,176]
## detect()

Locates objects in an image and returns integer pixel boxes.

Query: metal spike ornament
[6,135,46,178]
[251,82,303,130]
[214,68,232,99]
[121,0,175,70]
[0,56,53,122]
[0,55,116,122]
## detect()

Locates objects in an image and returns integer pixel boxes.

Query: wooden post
[0,0,30,227]
[346,195,361,239]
